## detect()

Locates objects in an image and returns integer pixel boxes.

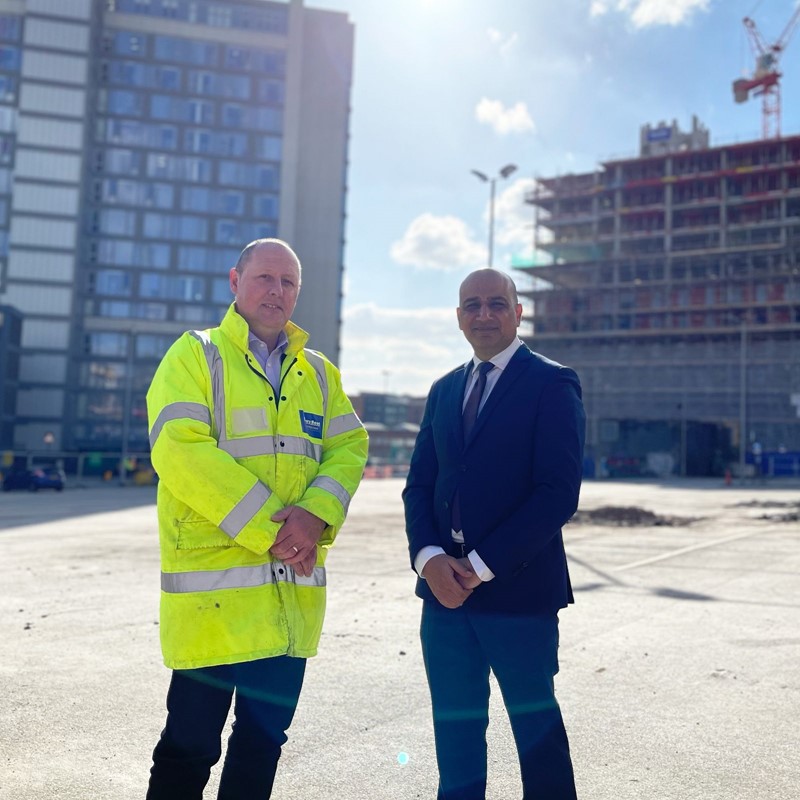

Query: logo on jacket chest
[299,410,324,439]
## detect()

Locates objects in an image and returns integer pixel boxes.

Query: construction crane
[732,6,800,139]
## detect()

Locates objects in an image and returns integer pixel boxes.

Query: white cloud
[493,177,538,250]
[487,27,503,45]
[390,213,486,271]
[340,303,470,395]
[486,27,519,57]
[590,0,710,27]
[475,98,535,136]
[630,0,710,27]
[463,178,561,271]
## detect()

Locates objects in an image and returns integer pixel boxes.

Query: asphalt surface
[2,478,799,800]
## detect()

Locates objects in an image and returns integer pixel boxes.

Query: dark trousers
[146,655,306,800]
[420,602,577,800]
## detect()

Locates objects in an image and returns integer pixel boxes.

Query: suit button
[444,501,449,509]
[460,465,467,472]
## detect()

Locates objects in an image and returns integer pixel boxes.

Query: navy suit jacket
[403,344,586,614]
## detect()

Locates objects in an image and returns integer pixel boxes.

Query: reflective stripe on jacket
[147,304,369,669]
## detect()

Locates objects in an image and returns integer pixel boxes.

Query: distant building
[352,391,426,429]
[521,124,800,477]
[0,0,354,452]
[350,392,426,465]
[0,304,22,449]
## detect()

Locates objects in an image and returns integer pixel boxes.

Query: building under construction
[519,120,800,477]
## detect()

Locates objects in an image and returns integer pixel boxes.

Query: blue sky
[308,0,800,396]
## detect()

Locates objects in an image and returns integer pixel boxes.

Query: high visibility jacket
[146,305,368,670]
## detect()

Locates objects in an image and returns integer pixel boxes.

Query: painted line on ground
[614,528,770,572]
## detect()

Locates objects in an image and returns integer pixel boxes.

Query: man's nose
[268,281,282,296]
[476,303,492,319]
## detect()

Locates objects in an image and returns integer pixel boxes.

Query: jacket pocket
[231,406,269,435]
[175,519,238,550]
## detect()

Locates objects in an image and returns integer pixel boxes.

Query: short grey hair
[234,238,302,280]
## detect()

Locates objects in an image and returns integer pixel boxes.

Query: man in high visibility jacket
[145,239,368,800]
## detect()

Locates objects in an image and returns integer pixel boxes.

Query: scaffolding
[518,126,800,476]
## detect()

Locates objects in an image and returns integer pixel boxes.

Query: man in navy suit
[403,269,585,800]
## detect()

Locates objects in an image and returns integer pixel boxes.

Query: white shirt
[414,338,524,582]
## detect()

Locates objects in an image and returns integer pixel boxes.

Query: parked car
[2,466,65,492]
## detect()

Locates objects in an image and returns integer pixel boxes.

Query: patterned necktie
[452,361,494,534]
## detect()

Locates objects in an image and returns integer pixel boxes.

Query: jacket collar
[220,303,309,356]
[455,344,532,449]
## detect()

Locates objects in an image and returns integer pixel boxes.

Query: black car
[2,466,65,492]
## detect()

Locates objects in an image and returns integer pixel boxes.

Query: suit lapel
[451,361,472,450]
[465,346,531,446]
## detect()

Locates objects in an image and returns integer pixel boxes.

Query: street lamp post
[470,163,518,268]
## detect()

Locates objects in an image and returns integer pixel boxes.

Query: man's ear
[229,266,239,294]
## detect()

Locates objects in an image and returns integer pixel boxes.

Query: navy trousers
[146,655,306,800]
[420,602,577,800]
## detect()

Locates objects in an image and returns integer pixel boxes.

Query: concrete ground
[1,478,798,800]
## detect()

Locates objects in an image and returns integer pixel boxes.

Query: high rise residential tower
[0,0,353,453]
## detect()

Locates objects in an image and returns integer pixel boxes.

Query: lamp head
[499,164,518,179]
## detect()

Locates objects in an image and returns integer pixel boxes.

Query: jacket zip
[243,351,299,654]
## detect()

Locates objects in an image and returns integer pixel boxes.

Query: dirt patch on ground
[570,506,702,527]
[729,500,799,508]
[759,510,800,522]
[728,500,800,522]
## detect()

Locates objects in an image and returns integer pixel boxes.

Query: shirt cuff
[414,545,445,577]
[467,550,495,582]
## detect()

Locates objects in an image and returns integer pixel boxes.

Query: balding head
[459,269,518,305]
[234,238,302,282]
[457,269,522,360]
